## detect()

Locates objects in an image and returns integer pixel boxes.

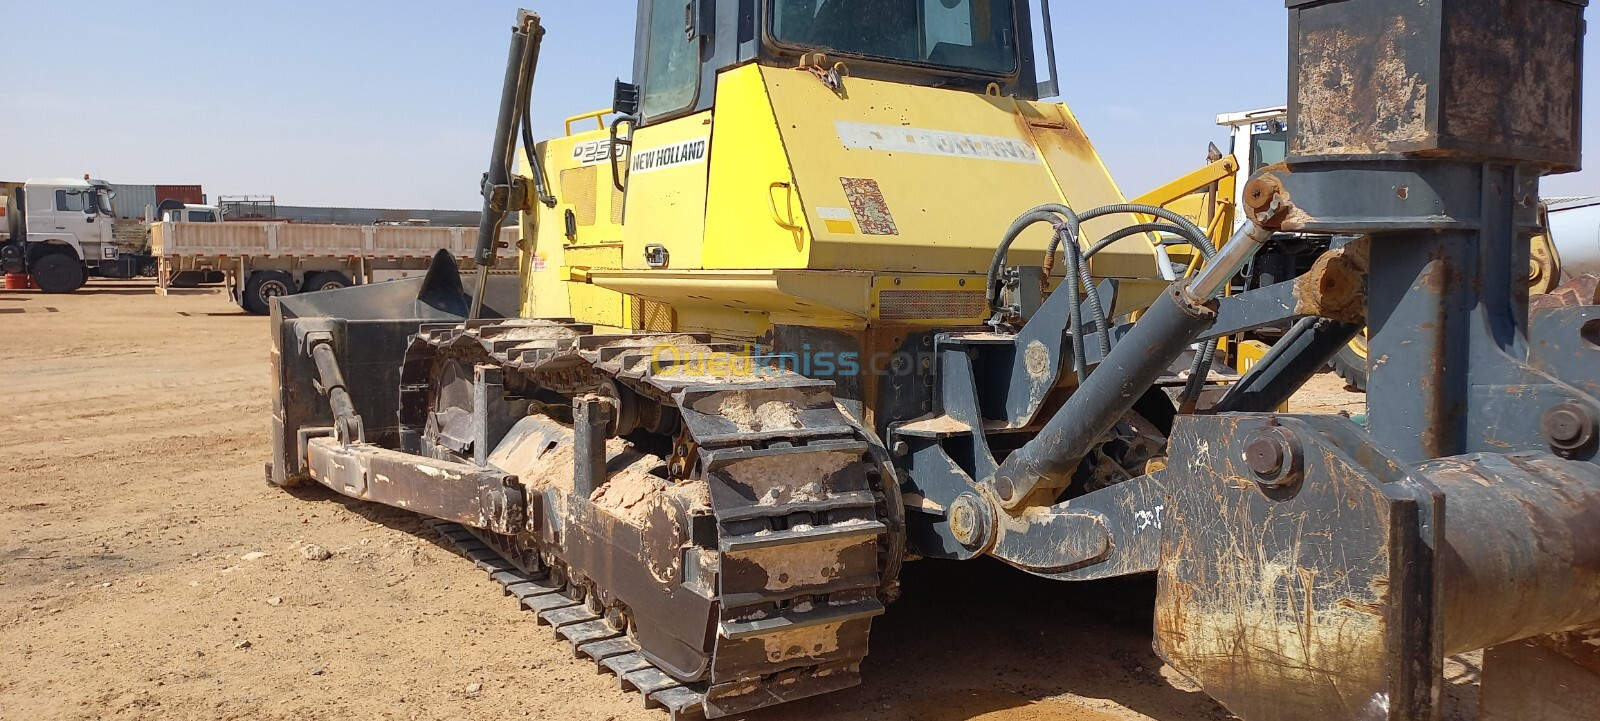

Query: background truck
[149,215,517,314]
[2,177,157,292]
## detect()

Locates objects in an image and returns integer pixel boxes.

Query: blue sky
[2,1,1594,208]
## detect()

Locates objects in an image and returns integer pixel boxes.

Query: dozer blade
[269,249,522,488]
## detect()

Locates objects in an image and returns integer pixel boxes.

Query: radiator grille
[560,166,599,226]
[878,290,987,321]
[631,297,677,331]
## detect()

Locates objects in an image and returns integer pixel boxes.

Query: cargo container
[155,185,205,207]
[149,217,517,314]
[108,183,206,221]
[109,184,158,221]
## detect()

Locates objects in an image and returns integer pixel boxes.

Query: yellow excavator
[267,2,1600,720]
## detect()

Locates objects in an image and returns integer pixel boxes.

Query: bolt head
[993,476,1015,502]
[1243,437,1285,477]
[949,505,974,537]
[948,494,990,550]
[1242,426,1303,487]
[1548,411,1582,443]
[1543,403,1597,456]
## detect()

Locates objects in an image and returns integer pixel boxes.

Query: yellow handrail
[767,182,804,231]
[564,109,612,136]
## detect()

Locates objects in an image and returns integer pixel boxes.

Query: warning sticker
[817,206,857,235]
[840,178,899,236]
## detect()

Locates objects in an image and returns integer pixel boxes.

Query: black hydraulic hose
[1176,332,1220,411]
[985,205,1080,313]
[1088,222,1209,265]
[990,285,1216,507]
[990,203,1228,393]
[1075,204,1213,258]
[1056,225,1088,379]
[1043,226,1111,361]
[1083,221,1225,395]
[1073,206,1221,408]
[1076,241,1110,356]
[986,204,1112,381]
[520,59,556,209]
[1044,205,1216,361]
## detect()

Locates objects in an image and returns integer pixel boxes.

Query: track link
[401,319,904,719]
[431,521,708,720]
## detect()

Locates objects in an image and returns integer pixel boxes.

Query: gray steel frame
[889,1,1600,718]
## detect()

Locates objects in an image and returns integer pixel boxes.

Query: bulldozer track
[398,319,905,719]
[430,520,710,719]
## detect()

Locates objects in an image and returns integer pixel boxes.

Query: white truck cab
[1216,107,1289,228]
[22,177,120,259]
[160,204,222,223]
[1,177,124,292]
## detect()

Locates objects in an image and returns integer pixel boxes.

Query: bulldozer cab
[628,0,1057,124]
[526,0,1161,332]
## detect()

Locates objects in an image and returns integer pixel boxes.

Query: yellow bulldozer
[267,1,1600,719]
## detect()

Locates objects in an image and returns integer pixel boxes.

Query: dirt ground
[1,281,1465,721]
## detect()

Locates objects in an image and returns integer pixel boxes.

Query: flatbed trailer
[149,220,517,314]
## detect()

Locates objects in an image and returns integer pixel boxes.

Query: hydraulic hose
[1045,227,1111,361]
[985,205,1081,312]
[990,284,1216,508]
[988,203,1236,403]
[1083,223,1208,262]
[985,203,1122,380]
[519,55,556,210]
[987,216,1279,510]
[1057,225,1089,378]
[1072,206,1220,409]
[1077,243,1110,356]
[1075,204,1211,250]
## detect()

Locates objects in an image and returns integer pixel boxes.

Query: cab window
[1251,130,1288,173]
[189,210,217,223]
[56,190,90,213]
[641,0,700,118]
[772,0,1019,75]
